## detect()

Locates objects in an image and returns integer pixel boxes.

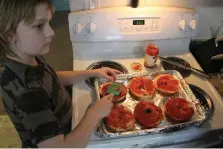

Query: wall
[68,0,223,11]
[144,0,223,8]
[196,7,223,39]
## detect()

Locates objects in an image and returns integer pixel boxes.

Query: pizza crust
[134,101,163,128]
[105,105,135,132]
[164,98,194,123]
[129,77,155,100]
[154,74,180,95]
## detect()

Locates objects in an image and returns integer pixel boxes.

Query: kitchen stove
[68,6,223,148]
[85,61,128,89]
[71,50,223,147]
[189,84,213,117]
[161,57,192,78]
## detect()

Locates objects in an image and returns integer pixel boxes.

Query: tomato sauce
[165,98,194,122]
[134,101,163,128]
[129,77,155,96]
[106,105,134,129]
[156,75,179,92]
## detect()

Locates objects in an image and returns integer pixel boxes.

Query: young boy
[0,0,120,148]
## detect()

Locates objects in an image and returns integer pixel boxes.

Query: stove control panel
[117,18,161,33]
[69,6,198,42]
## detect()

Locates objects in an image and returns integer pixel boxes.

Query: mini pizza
[129,77,155,100]
[154,74,180,94]
[134,101,163,128]
[164,98,194,123]
[105,105,135,132]
[99,82,127,103]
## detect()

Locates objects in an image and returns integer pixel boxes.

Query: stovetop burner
[161,57,192,78]
[85,61,128,89]
[189,84,214,116]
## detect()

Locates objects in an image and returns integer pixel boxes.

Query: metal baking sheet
[94,70,208,139]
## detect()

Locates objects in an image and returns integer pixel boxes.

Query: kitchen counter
[208,74,223,97]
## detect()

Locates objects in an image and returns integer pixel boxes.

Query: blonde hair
[0,0,54,57]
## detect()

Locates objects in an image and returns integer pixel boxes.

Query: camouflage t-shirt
[0,57,72,148]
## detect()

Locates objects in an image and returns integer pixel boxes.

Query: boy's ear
[7,33,16,44]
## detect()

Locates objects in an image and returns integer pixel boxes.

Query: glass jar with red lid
[144,44,159,67]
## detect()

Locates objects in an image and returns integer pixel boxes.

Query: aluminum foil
[94,70,207,139]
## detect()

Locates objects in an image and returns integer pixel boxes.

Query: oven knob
[74,23,83,34]
[86,22,97,33]
[178,19,186,30]
[189,19,197,30]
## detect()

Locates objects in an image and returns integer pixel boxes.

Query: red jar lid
[146,44,159,56]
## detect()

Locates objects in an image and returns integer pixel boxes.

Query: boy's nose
[46,25,55,38]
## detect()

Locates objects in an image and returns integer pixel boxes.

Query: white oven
[68,6,223,147]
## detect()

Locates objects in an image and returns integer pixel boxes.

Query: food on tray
[129,77,155,100]
[105,105,135,132]
[131,62,142,72]
[164,98,194,123]
[99,82,127,103]
[154,74,180,94]
[134,100,163,128]
[96,71,205,138]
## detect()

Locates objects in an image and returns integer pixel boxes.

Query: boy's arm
[56,70,96,86]
[56,67,121,86]
[38,94,114,148]
[38,108,99,148]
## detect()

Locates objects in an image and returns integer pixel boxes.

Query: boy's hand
[88,93,114,120]
[93,67,122,81]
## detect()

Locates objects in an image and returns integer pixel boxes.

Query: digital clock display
[133,20,145,25]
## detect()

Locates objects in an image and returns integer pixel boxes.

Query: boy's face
[12,3,55,56]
